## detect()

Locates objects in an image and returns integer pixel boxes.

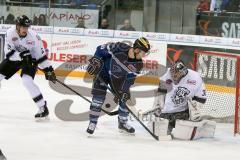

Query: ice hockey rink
[0,74,240,160]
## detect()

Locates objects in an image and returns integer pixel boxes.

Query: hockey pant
[89,78,129,125]
[0,59,46,109]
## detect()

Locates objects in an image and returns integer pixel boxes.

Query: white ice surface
[0,75,240,160]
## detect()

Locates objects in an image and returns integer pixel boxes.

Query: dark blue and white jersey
[93,42,143,93]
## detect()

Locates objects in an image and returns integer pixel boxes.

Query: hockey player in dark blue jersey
[86,37,150,135]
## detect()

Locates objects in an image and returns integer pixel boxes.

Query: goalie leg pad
[194,120,216,139]
[148,118,169,136]
[172,120,216,140]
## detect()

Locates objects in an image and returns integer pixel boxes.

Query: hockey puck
[105,103,111,108]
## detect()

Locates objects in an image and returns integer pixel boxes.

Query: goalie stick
[98,76,159,141]
[56,79,118,116]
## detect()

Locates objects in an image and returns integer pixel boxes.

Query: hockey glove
[153,108,162,117]
[114,92,130,104]
[87,57,103,76]
[43,66,56,83]
[20,51,37,71]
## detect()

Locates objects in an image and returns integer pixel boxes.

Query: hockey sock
[118,102,129,124]
[89,96,105,124]
[21,74,45,108]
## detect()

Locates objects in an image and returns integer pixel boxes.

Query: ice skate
[35,102,49,122]
[118,122,135,135]
[86,122,97,137]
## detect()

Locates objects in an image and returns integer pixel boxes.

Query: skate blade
[35,116,50,122]
[118,129,135,136]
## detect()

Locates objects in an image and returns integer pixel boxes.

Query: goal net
[193,50,240,135]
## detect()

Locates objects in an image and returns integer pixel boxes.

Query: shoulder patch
[12,37,18,41]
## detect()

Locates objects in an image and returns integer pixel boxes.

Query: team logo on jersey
[16,45,28,52]
[187,79,196,85]
[171,86,190,106]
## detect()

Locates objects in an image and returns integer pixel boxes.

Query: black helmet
[133,37,150,53]
[16,15,31,27]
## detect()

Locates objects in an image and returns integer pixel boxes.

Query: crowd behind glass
[1,0,240,37]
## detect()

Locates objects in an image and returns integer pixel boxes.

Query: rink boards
[0,25,240,122]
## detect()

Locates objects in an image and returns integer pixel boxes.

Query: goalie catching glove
[43,66,56,83]
[87,56,103,76]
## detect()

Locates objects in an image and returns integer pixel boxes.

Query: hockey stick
[55,79,118,116]
[142,107,161,117]
[98,76,159,141]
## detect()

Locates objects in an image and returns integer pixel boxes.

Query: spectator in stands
[75,18,86,28]
[196,0,210,35]
[196,0,210,12]
[5,13,15,24]
[33,15,38,25]
[210,0,223,11]
[38,14,48,26]
[119,19,136,31]
[32,14,48,26]
[99,18,109,29]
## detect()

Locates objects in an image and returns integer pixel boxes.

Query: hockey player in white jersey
[152,60,216,140]
[0,15,56,120]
